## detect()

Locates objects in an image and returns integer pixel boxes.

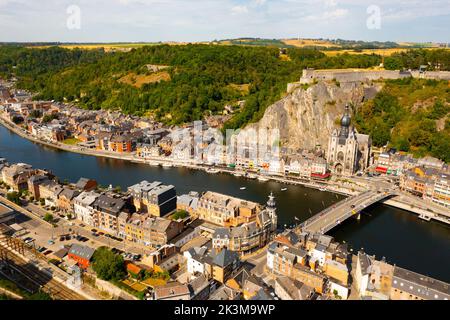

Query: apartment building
[92,194,128,236]
[73,191,101,226]
[196,191,261,227]
[212,197,277,255]
[128,180,177,216]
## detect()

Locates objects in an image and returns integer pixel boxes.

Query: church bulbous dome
[341,114,351,127]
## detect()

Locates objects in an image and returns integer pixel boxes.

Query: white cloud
[0,0,448,42]
[231,5,249,15]
[252,0,267,6]
[324,0,338,7]
[305,8,349,21]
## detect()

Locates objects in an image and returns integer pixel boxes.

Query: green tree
[6,191,21,205]
[43,213,54,222]
[28,291,53,300]
[92,247,126,281]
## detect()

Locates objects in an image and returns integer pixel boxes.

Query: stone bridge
[298,189,396,234]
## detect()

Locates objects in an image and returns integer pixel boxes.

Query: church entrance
[335,163,344,175]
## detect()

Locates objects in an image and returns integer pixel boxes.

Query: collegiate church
[327,105,372,176]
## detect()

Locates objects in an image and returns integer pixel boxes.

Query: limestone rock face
[240,81,381,151]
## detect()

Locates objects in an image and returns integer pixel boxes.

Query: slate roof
[59,187,81,200]
[69,244,95,260]
[211,249,239,268]
[392,267,450,300]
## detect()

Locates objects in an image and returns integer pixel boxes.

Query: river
[0,124,449,282]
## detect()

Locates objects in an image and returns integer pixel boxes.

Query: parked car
[43,250,53,256]
[23,237,34,244]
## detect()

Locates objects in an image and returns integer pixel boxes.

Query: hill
[0,44,383,127]
[354,78,450,162]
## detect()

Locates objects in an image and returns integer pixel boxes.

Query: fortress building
[327,105,371,176]
[299,68,450,85]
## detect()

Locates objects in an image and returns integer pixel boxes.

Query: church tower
[327,105,359,176]
[266,192,278,232]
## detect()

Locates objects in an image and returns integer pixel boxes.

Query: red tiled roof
[126,262,142,275]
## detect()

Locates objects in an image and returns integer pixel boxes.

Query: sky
[0,0,449,43]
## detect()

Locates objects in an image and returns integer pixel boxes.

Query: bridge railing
[302,191,395,232]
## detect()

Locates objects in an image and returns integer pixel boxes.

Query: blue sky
[0,0,449,43]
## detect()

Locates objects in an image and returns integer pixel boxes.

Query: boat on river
[247,173,257,179]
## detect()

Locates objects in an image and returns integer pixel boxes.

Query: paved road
[0,191,148,256]
[302,190,394,234]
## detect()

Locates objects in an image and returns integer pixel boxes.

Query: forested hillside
[0,44,382,127]
[354,78,450,162]
[0,46,105,78]
[384,49,450,71]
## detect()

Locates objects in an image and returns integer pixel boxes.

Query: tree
[92,247,126,281]
[43,213,54,223]
[11,116,23,124]
[427,100,449,120]
[28,291,52,300]
[171,210,189,220]
[6,191,21,205]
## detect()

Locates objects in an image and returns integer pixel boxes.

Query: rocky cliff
[239,81,381,151]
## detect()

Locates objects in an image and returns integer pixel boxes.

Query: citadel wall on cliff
[298,68,450,85]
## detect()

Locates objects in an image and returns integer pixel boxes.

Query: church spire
[339,104,352,138]
[267,192,276,209]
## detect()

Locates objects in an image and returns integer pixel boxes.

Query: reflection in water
[1,125,449,282]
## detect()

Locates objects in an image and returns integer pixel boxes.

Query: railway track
[0,243,85,300]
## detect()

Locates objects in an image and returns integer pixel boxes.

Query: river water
[1,125,449,282]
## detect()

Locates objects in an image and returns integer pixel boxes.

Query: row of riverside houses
[0,161,278,256]
[0,86,334,181]
[373,150,450,209]
[399,166,450,208]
